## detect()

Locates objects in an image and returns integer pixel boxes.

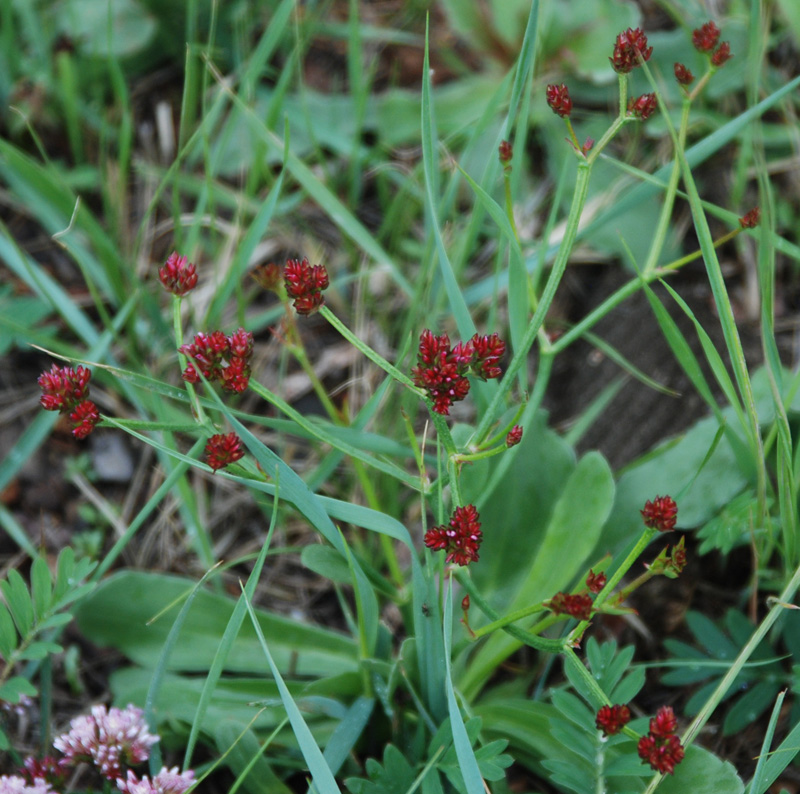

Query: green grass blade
[242,589,342,794]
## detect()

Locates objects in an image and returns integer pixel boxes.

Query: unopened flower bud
[546,84,572,118]
[692,21,721,53]
[739,207,761,228]
[159,251,197,297]
[627,93,657,120]
[498,140,513,165]
[711,42,732,67]
[673,63,694,86]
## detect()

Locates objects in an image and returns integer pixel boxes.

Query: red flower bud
[284,257,329,315]
[596,704,631,736]
[586,569,607,594]
[739,207,761,228]
[159,252,198,297]
[692,21,721,53]
[610,28,652,74]
[627,93,657,121]
[641,495,678,531]
[546,84,573,118]
[711,41,732,67]
[506,425,523,447]
[205,432,245,471]
[498,140,513,164]
[673,63,694,86]
[424,505,483,566]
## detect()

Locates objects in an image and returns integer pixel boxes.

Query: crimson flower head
[673,63,694,86]
[424,504,483,566]
[498,140,513,165]
[610,28,652,74]
[284,257,329,315]
[546,592,593,621]
[711,41,732,67]
[739,207,761,228]
[596,704,631,736]
[586,569,607,593]
[205,432,245,472]
[692,21,721,53]
[627,93,657,121]
[638,706,685,775]
[411,330,505,415]
[506,425,523,448]
[641,495,678,532]
[546,84,573,118]
[180,328,254,393]
[158,251,197,297]
[38,363,100,439]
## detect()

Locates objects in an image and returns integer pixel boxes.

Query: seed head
[546,84,573,118]
[641,495,678,531]
[673,63,694,86]
[158,252,197,297]
[205,433,245,472]
[627,93,657,121]
[506,425,523,447]
[595,704,631,736]
[610,28,652,74]
[284,257,329,315]
[547,592,593,621]
[692,21,721,53]
[711,41,732,67]
[739,207,761,228]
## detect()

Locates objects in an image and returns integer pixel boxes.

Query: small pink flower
[595,704,631,736]
[424,505,483,566]
[610,28,652,74]
[641,495,678,532]
[284,258,329,315]
[627,93,657,121]
[117,767,195,794]
[158,252,197,297]
[0,776,54,794]
[54,703,158,781]
[692,21,721,53]
[205,433,245,472]
[673,63,694,86]
[546,84,573,118]
[506,425,523,447]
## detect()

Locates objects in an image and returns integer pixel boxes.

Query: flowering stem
[474,161,593,442]
[320,305,420,391]
[568,527,657,645]
[173,296,208,426]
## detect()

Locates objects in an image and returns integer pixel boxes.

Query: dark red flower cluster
[637,706,685,775]
[586,569,607,593]
[158,251,197,297]
[38,364,100,439]
[546,84,573,118]
[424,504,483,566]
[546,591,593,621]
[284,257,329,315]
[609,28,652,74]
[595,704,631,736]
[411,330,505,415]
[740,207,761,228]
[692,21,732,66]
[205,432,245,471]
[673,63,695,86]
[498,140,513,165]
[506,424,523,448]
[641,495,678,532]
[627,93,657,120]
[180,328,254,393]
[692,21,720,52]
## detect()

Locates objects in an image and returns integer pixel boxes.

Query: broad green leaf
[18,641,62,660]
[2,570,33,638]
[0,604,18,658]
[658,745,743,794]
[30,556,52,622]
[75,572,358,677]
[461,451,614,699]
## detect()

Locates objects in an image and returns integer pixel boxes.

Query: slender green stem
[173,296,208,426]
[568,528,657,644]
[320,305,420,391]
[474,162,593,442]
[470,601,548,639]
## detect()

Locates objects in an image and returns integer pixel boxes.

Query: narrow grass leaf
[242,589,341,794]
[443,578,485,794]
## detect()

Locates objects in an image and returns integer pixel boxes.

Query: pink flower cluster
[117,768,196,794]
[411,330,505,415]
[637,706,685,775]
[180,328,254,393]
[424,504,483,566]
[37,364,100,439]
